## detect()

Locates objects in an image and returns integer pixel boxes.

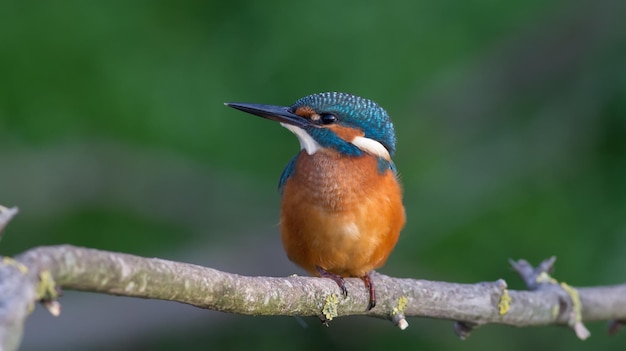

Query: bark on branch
[1,246,626,349]
[1,208,625,350]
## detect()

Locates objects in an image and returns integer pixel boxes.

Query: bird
[225,92,405,310]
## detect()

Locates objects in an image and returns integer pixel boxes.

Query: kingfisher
[226,92,405,310]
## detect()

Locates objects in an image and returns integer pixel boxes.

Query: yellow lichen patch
[322,294,339,321]
[397,296,408,311]
[535,271,590,340]
[2,257,28,274]
[498,289,511,315]
[392,296,408,316]
[536,272,558,284]
[390,296,410,330]
[560,282,590,339]
[551,304,559,318]
[36,270,59,301]
[560,282,582,323]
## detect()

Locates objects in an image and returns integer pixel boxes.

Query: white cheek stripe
[280,123,321,155]
[351,136,391,160]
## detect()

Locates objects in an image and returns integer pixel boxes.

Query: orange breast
[280,149,405,277]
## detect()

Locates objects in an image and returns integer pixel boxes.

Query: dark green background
[1,1,625,350]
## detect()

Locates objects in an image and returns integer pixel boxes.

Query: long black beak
[225,102,310,128]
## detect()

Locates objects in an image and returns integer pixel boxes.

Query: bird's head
[226,92,396,160]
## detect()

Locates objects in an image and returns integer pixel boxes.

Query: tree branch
[1,245,626,350]
[1,206,625,350]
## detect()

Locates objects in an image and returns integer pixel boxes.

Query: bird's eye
[320,113,337,124]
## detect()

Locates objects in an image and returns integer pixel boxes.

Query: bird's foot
[315,267,376,310]
[360,272,376,310]
[316,266,348,297]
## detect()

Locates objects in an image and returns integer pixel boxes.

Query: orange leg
[360,273,376,310]
[316,266,348,296]
[316,266,377,310]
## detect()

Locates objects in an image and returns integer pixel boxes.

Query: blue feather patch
[278,153,299,194]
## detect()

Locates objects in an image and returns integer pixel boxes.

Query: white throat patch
[280,123,321,155]
[351,136,391,160]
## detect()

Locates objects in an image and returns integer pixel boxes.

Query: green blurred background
[1,0,625,350]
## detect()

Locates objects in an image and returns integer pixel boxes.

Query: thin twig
[0,206,19,240]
